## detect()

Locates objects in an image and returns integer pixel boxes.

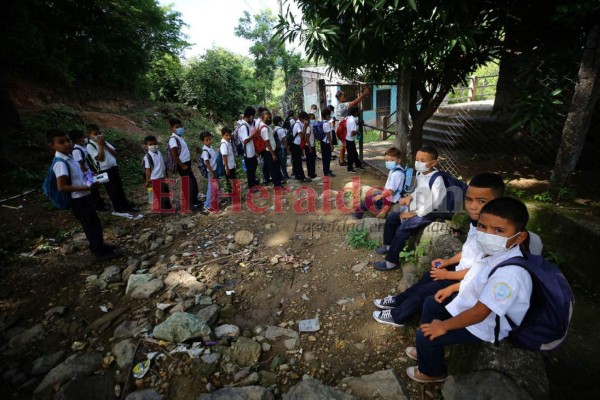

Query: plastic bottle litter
[147,187,153,205]
[435,261,441,268]
[132,359,151,378]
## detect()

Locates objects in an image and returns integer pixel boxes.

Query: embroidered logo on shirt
[493,282,512,302]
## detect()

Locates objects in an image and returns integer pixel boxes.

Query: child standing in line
[220,127,237,197]
[290,111,312,183]
[143,135,172,211]
[199,131,218,213]
[273,116,291,181]
[69,129,108,212]
[258,109,283,188]
[306,113,319,181]
[344,106,365,173]
[46,129,121,262]
[353,147,405,219]
[319,108,336,177]
[168,117,201,211]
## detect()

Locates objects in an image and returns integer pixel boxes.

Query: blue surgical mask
[385,161,397,170]
[309,120,315,126]
[175,127,184,136]
[476,231,520,255]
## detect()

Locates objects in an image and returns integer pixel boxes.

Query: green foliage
[146,54,185,102]
[505,185,526,199]
[558,187,576,202]
[506,86,565,136]
[347,227,379,249]
[399,239,431,264]
[533,191,553,203]
[545,250,565,267]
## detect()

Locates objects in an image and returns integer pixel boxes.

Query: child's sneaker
[112,211,133,219]
[374,295,399,310]
[375,246,388,255]
[406,366,446,383]
[372,310,403,327]
[405,346,418,361]
[355,167,366,172]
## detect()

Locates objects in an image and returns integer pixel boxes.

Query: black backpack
[427,170,468,219]
[141,153,154,179]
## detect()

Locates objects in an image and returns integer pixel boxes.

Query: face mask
[148,145,158,152]
[476,231,520,255]
[385,161,397,170]
[414,161,430,172]
[309,120,315,126]
[264,119,272,125]
[175,127,184,136]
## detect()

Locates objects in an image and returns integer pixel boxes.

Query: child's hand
[373,194,383,202]
[400,212,415,220]
[431,258,448,269]
[421,320,447,340]
[225,169,231,176]
[272,153,278,161]
[435,287,454,303]
[430,268,449,281]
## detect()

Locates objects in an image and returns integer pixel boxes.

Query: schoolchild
[239,106,260,189]
[290,111,312,183]
[258,110,283,188]
[345,107,365,173]
[353,147,405,220]
[69,129,108,212]
[255,106,271,185]
[143,135,172,211]
[319,108,335,177]
[273,116,291,180]
[335,87,370,166]
[168,118,201,210]
[220,127,238,195]
[405,197,533,383]
[199,131,218,213]
[306,113,319,180]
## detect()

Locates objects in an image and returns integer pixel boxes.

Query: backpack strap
[391,166,406,197]
[428,170,443,190]
[54,157,71,183]
[145,153,154,171]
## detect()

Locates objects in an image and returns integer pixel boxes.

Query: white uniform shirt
[259,122,276,150]
[446,245,532,343]
[275,127,287,145]
[144,150,166,180]
[408,169,446,217]
[201,145,217,171]
[345,116,357,141]
[87,140,117,171]
[239,121,256,157]
[384,167,406,203]
[306,125,315,147]
[456,224,479,271]
[72,144,87,166]
[168,134,191,163]
[53,151,90,199]
[292,121,303,146]
[220,139,236,169]
[322,121,332,144]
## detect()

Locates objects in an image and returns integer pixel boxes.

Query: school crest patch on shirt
[493,282,512,302]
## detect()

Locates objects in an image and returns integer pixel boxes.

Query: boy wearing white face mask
[374,146,445,271]
[353,147,405,219]
[404,197,533,384]
[143,135,171,211]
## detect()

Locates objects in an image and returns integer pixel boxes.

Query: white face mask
[414,161,429,172]
[476,231,520,255]
[148,145,158,152]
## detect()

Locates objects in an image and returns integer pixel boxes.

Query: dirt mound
[82,111,147,135]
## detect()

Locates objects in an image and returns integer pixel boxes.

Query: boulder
[447,341,549,400]
[196,304,220,325]
[125,274,153,295]
[198,386,274,400]
[34,352,102,394]
[99,265,121,282]
[54,373,114,400]
[112,339,136,369]
[442,371,532,400]
[214,324,240,339]
[353,218,385,244]
[31,351,65,376]
[152,312,211,343]
[130,279,164,299]
[113,319,151,340]
[8,323,44,348]
[230,337,262,367]
[164,270,205,297]
[283,378,355,400]
[339,369,408,400]
[264,326,299,341]
[126,389,164,400]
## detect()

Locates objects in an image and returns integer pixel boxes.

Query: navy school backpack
[490,254,574,351]
[141,153,154,179]
[313,121,326,141]
[198,149,225,179]
[42,157,71,210]
[428,170,468,219]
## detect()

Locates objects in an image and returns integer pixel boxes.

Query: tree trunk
[549,21,600,197]
[395,67,411,161]
[410,84,451,157]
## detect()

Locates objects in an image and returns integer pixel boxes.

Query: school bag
[490,254,575,351]
[198,149,225,179]
[85,141,101,174]
[165,136,181,174]
[252,125,268,154]
[232,124,245,156]
[313,121,326,141]
[42,157,71,210]
[427,170,468,219]
[336,118,347,142]
[141,153,154,179]
[391,166,416,198]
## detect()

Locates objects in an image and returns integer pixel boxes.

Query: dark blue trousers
[390,267,458,324]
[320,140,332,175]
[383,211,433,264]
[416,296,482,376]
[262,151,282,187]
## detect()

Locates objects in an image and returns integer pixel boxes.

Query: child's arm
[223,154,230,175]
[204,158,215,179]
[430,267,469,281]
[434,282,460,303]
[170,146,187,170]
[421,301,491,340]
[432,251,462,269]
[145,168,151,188]
[56,176,97,193]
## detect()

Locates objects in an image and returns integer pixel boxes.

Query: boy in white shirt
[143,135,172,211]
[306,113,319,180]
[335,88,371,166]
[319,108,336,177]
[239,106,260,189]
[220,127,237,195]
[345,106,365,173]
[46,129,121,262]
[200,131,218,213]
[69,129,108,212]
[168,118,200,211]
[374,146,446,271]
[353,147,405,219]
[290,111,312,183]
[405,197,533,383]
[273,116,291,181]
[258,110,283,188]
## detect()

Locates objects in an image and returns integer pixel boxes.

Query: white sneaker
[132,214,144,220]
[310,176,321,181]
[112,211,133,219]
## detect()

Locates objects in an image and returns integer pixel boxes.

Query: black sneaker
[348,169,357,174]
[374,295,400,310]
[372,310,404,327]
[299,178,313,183]
[355,167,366,172]
[325,172,336,177]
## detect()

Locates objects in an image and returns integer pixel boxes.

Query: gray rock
[99,265,121,282]
[86,275,107,290]
[125,274,153,295]
[339,369,408,400]
[34,352,102,394]
[239,372,260,386]
[396,263,418,292]
[122,264,138,283]
[230,337,262,367]
[8,323,43,348]
[130,279,164,299]
[152,312,211,342]
[264,326,299,341]
[164,270,205,297]
[198,386,273,400]
[196,304,220,325]
[45,306,67,319]
[353,218,385,244]
[442,371,532,400]
[234,230,254,246]
[31,351,65,376]
[429,235,463,261]
[214,324,240,338]
[418,221,452,245]
[113,319,151,340]
[201,352,221,364]
[126,388,164,400]
[112,339,136,369]
[54,373,114,400]
[259,370,277,386]
[138,231,155,244]
[283,378,355,400]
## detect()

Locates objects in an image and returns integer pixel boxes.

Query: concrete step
[424,118,466,130]
[422,126,464,138]
[422,134,457,147]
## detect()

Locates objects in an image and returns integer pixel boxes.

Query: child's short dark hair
[258,106,268,115]
[420,145,438,159]
[221,126,232,134]
[244,106,256,118]
[321,108,331,119]
[469,173,505,198]
[298,111,309,120]
[144,135,157,144]
[86,123,100,133]
[385,147,402,159]
[348,106,360,116]
[480,197,529,232]
[47,129,68,143]
[169,118,182,127]
[69,129,85,141]
[273,116,283,126]
[200,131,213,140]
